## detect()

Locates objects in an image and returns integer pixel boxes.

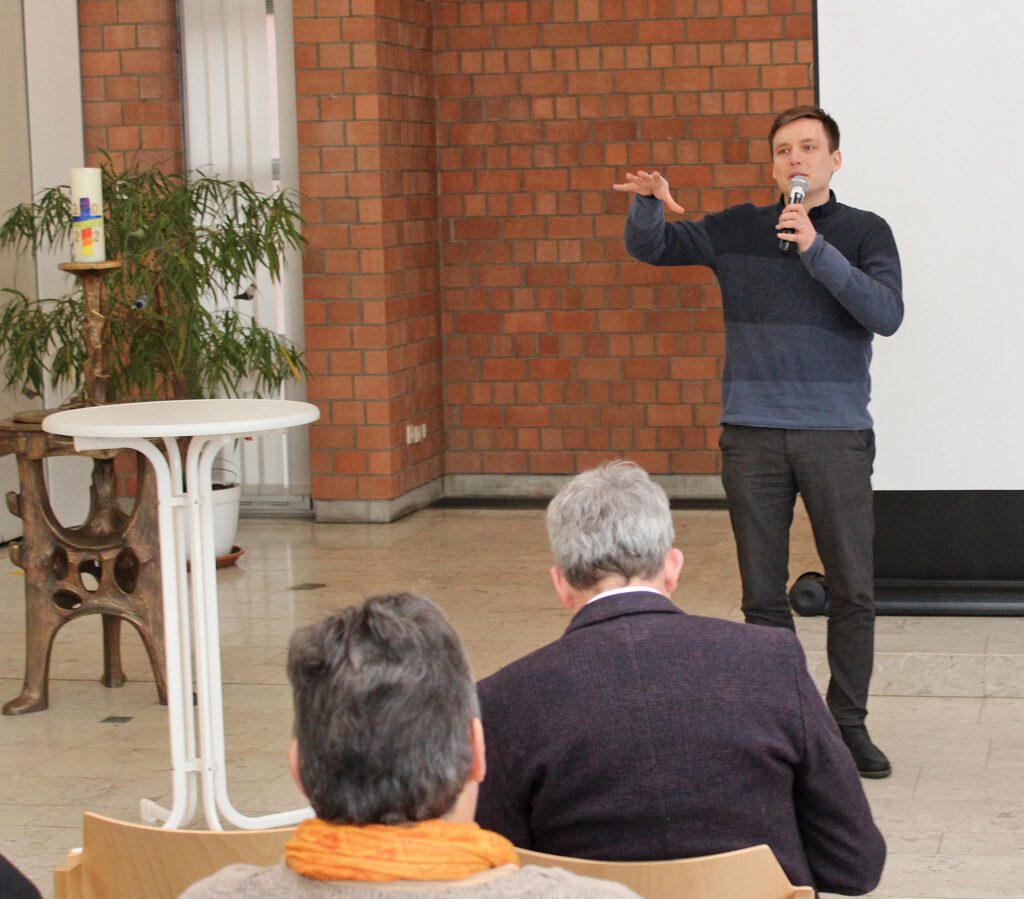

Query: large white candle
[69,167,106,263]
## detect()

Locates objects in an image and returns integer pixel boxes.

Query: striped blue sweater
[625,192,903,429]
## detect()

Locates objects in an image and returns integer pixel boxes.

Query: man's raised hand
[612,170,686,214]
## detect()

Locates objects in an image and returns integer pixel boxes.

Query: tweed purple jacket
[475,591,885,896]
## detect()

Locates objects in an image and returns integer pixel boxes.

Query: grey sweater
[180,862,639,898]
[625,192,903,429]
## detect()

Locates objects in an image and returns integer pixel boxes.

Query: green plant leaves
[0,160,308,402]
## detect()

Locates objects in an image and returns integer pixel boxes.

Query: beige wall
[0,0,33,541]
[0,0,36,299]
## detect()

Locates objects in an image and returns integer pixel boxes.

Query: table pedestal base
[3,450,167,715]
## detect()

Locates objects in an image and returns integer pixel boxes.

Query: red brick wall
[79,0,814,507]
[437,0,813,481]
[294,0,444,503]
[79,0,183,171]
[78,0,183,496]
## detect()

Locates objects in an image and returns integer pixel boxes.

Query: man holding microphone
[615,106,903,777]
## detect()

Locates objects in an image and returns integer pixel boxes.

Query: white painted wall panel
[817,1,1024,490]
[23,0,92,527]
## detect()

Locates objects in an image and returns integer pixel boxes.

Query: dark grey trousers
[719,425,876,725]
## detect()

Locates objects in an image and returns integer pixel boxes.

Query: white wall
[22,0,94,525]
[817,1,1024,490]
[0,0,35,541]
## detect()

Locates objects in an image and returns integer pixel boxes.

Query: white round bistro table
[43,399,319,831]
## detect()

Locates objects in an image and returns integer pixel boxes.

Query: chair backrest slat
[516,844,815,899]
[57,813,295,899]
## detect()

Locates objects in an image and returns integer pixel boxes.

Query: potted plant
[0,160,309,557]
[0,159,307,404]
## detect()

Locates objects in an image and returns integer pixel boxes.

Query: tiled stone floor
[1,505,1023,898]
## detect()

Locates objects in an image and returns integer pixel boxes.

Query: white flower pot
[184,483,241,560]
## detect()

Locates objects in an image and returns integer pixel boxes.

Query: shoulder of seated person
[513,866,639,896]
[353,865,638,895]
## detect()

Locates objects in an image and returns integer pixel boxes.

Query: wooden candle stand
[2,261,167,715]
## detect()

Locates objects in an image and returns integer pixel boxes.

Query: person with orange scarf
[182,593,637,898]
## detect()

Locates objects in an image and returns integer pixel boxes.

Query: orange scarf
[284,817,519,882]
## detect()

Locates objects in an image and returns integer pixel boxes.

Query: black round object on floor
[789,571,828,616]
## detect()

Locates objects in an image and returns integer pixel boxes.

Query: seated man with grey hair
[476,461,886,897]
[184,593,637,899]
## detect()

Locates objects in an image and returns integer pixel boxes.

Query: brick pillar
[79,0,183,171]
[77,0,183,497]
[295,0,444,521]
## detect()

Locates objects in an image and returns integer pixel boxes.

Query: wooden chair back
[516,843,815,899]
[53,812,295,899]
[53,814,815,899]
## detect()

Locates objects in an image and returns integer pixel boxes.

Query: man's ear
[287,737,308,798]
[662,547,685,594]
[831,148,843,175]
[469,717,486,785]
[550,566,575,610]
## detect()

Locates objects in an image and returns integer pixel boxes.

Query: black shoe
[839,724,892,779]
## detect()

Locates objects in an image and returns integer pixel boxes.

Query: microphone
[778,175,809,253]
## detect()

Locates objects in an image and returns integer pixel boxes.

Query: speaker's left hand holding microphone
[776,203,817,253]
[777,175,815,254]
[613,170,686,214]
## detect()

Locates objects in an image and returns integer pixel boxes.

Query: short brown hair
[769,105,840,153]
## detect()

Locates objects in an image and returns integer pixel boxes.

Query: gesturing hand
[612,170,686,214]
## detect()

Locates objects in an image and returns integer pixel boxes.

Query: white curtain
[180,0,311,511]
